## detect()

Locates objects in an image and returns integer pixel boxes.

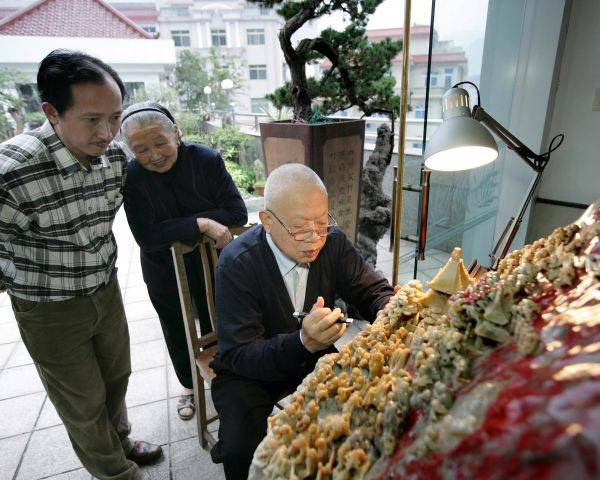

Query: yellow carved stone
[427,247,475,295]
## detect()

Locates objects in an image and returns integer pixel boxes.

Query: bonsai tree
[248,0,402,122]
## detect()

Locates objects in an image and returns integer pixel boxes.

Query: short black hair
[37,49,126,115]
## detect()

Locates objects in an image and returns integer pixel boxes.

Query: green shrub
[175,111,201,137]
[183,126,251,164]
[224,160,255,193]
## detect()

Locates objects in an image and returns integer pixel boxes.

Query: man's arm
[0,186,29,242]
[0,185,29,292]
[214,261,314,382]
[335,231,394,320]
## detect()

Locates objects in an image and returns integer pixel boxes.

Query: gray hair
[264,163,327,210]
[119,103,178,150]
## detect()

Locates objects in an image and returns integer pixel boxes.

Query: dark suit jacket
[210,225,393,382]
[124,142,248,293]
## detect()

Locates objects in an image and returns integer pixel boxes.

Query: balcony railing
[224,112,441,155]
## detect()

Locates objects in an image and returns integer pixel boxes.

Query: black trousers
[145,251,211,390]
[210,373,300,480]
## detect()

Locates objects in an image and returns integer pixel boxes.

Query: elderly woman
[121,102,247,420]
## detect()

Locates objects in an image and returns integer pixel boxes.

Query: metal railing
[222,111,442,154]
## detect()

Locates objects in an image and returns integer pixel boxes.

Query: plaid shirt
[0,121,126,301]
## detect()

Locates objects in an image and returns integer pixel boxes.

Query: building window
[259,6,270,15]
[211,29,227,46]
[140,24,158,35]
[249,65,267,80]
[247,28,265,45]
[171,30,190,47]
[413,105,425,119]
[429,71,438,87]
[412,141,423,150]
[166,4,189,16]
[425,71,439,87]
[251,98,269,113]
[444,67,453,87]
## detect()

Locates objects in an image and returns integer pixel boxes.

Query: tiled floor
[0,207,448,480]
[0,211,224,480]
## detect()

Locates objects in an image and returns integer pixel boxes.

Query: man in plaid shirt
[0,50,161,479]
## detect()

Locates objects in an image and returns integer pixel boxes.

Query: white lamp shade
[221,78,233,90]
[424,115,498,171]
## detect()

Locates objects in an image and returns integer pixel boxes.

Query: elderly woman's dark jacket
[124,141,248,297]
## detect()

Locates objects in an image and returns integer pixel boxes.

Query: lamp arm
[472,106,547,172]
[490,170,545,268]
[472,106,557,268]
[471,107,551,267]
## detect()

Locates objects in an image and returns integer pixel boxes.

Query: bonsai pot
[259,118,365,243]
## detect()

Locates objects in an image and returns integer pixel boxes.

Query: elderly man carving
[209,164,394,479]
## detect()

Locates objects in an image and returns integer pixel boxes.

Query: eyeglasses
[267,209,337,241]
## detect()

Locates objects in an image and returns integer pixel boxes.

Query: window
[141,24,157,35]
[211,29,227,46]
[412,141,423,150]
[171,30,190,47]
[444,67,453,87]
[247,28,265,45]
[429,71,438,87]
[413,105,425,119]
[249,64,267,80]
[166,5,189,16]
[259,6,270,15]
[251,98,269,113]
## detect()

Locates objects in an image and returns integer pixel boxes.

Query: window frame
[249,64,267,80]
[211,29,227,46]
[247,28,265,45]
[171,29,190,47]
[444,67,454,87]
[251,97,270,113]
[429,71,439,87]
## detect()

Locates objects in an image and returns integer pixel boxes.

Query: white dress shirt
[265,233,310,313]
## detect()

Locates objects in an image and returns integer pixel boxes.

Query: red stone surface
[370,211,600,480]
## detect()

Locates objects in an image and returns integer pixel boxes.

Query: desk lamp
[423,82,564,270]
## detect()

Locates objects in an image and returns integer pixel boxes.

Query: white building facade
[155,0,319,114]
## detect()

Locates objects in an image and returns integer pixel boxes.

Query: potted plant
[249,0,401,241]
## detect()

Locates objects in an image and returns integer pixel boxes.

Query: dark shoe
[126,440,162,465]
[177,393,196,420]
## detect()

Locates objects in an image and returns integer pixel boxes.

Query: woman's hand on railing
[196,218,233,249]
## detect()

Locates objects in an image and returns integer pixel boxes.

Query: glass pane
[414,0,497,285]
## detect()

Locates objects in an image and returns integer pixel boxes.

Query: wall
[527,0,600,241]
[460,0,568,264]
[0,35,175,90]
